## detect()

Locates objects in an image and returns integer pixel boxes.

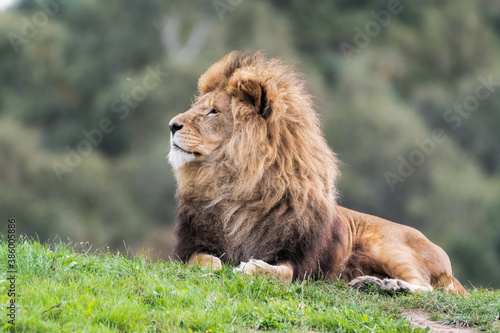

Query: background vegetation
[1,0,500,288]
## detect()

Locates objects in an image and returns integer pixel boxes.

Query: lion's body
[168,51,467,295]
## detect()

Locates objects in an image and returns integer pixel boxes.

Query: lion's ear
[228,74,271,119]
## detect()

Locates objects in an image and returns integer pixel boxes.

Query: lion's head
[169,51,339,243]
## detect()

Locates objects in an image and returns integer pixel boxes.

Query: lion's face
[168,51,338,212]
[168,90,234,169]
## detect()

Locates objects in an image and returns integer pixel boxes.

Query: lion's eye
[207,109,219,117]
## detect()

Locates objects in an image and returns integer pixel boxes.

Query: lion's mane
[173,51,346,278]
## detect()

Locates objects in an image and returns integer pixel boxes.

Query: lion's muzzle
[169,122,183,135]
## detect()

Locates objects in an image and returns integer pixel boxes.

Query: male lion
[168,51,467,295]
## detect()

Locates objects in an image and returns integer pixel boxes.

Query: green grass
[0,238,499,332]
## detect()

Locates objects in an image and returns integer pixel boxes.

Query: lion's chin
[168,148,196,169]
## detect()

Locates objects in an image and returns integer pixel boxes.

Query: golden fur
[168,51,467,295]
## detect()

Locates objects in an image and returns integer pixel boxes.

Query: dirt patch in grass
[404,311,478,333]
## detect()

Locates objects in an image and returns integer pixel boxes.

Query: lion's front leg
[234,259,293,283]
[188,253,223,270]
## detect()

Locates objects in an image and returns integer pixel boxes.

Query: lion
[168,51,467,295]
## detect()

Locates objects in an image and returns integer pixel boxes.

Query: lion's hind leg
[349,276,433,293]
[234,259,293,283]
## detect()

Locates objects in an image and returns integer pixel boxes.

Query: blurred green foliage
[0,0,499,287]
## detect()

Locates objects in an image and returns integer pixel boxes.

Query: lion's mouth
[172,142,201,156]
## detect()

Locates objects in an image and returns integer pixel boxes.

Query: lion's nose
[169,122,183,135]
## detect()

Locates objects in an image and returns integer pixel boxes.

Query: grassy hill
[0,238,499,332]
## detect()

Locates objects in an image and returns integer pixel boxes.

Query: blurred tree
[0,0,499,287]
[1,1,165,156]
[0,119,145,247]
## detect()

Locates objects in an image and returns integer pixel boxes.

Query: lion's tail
[448,276,469,296]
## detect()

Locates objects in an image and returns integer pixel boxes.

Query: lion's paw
[234,259,294,282]
[234,259,269,275]
[188,253,223,270]
[349,276,430,293]
[349,276,383,290]
[233,260,249,274]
